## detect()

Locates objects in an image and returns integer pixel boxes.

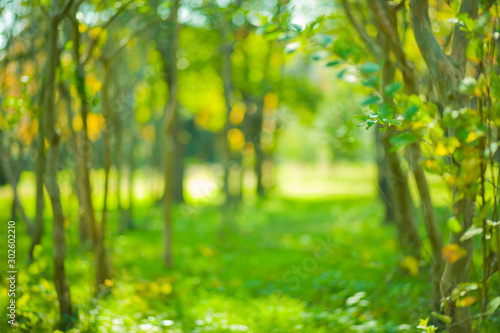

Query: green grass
[0,163,461,332]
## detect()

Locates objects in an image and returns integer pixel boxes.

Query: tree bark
[43,1,75,327]
[71,14,98,249]
[95,60,112,288]
[409,1,478,330]
[368,0,444,310]
[162,0,180,267]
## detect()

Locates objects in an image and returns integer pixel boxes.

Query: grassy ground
[0,163,457,332]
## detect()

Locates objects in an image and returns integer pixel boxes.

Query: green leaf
[404,105,419,119]
[390,132,418,147]
[360,95,380,106]
[379,104,393,119]
[360,63,379,74]
[314,33,334,46]
[447,216,463,233]
[466,38,483,63]
[326,60,341,67]
[337,69,347,79]
[460,226,483,242]
[487,297,500,316]
[384,82,402,96]
[431,311,452,325]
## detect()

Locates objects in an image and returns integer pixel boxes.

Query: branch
[409,0,462,106]
[104,17,162,62]
[81,0,135,65]
[368,0,418,94]
[450,0,479,74]
[56,0,76,22]
[341,0,382,60]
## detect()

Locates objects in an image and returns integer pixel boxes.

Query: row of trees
[1,0,322,329]
[3,0,500,331]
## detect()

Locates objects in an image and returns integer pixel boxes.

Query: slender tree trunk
[71,16,98,248]
[162,0,179,267]
[382,129,421,254]
[60,82,89,244]
[43,4,74,327]
[0,151,34,238]
[253,100,265,197]
[32,80,47,262]
[173,119,185,203]
[408,142,444,311]
[441,197,475,332]
[375,126,395,223]
[220,19,235,210]
[95,60,112,288]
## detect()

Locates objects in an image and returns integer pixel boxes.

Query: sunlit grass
[0,162,452,332]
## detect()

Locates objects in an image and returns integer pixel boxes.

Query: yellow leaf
[442,244,467,263]
[87,113,105,141]
[227,128,245,152]
[399,256,419,277]
[445,137,461,154]
[264,93,279,109]
[85,72,102,95]
[104,279,114,287]
[229,102,246,125]
[458,296,477,307]
[466,131,478,143]
[72,114,83,132]
[435,142,448,157]
[160,283,173,295]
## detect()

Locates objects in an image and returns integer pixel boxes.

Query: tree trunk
[408,142,444,311]
[71,16,98,247]
[43,3,75,326]
[368,0,444,311]
[375,126,396,223]
[60,82,89,244]
[173,118,185,203]
[162,0,179,267]
[220,19,234,209]
[0,150,34,238]
[409,1,478,329]
[95,60,112,288]
[382,129,421,254]
[441,198,475,332]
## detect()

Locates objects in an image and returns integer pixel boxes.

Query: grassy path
[1,164,433,332]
